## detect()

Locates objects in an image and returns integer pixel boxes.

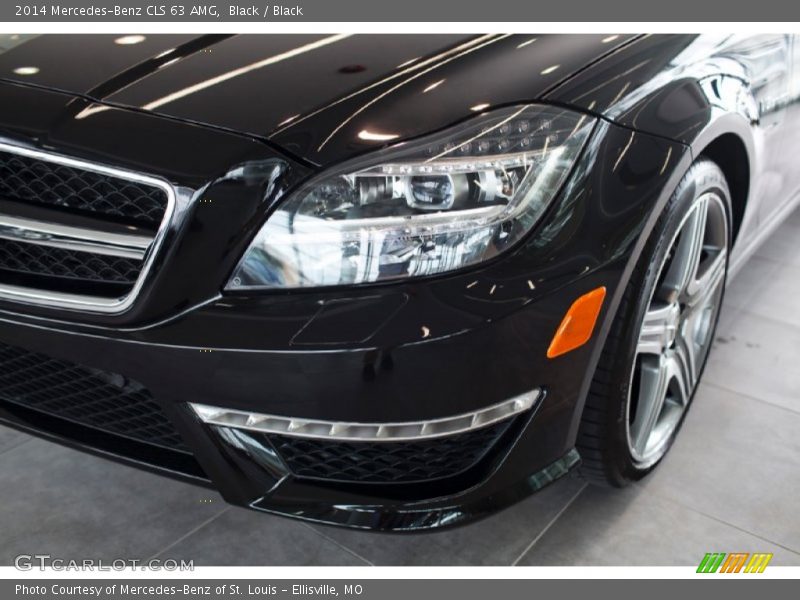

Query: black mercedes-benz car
[0,33,796,531]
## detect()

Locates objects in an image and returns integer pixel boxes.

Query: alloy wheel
[625,191,729,467]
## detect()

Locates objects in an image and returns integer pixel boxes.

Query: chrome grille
[0,142,174,313]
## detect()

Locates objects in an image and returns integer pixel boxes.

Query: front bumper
[0,266,611,530]
[0,81,688,530]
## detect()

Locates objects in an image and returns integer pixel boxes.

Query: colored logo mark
[697,552,773,573]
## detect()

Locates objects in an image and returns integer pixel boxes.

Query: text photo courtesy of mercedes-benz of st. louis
[0,34,797,531]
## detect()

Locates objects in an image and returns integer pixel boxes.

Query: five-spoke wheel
[627,191,729,467]
[577,159,732,485]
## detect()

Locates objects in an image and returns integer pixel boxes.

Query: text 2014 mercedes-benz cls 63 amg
[0,34,796,530]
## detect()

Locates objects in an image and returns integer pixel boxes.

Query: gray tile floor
[0,210,798,567]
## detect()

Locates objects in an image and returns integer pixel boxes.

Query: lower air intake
[0,342,187,452]
[266,420,512,484]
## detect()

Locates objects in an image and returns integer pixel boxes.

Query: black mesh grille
[0,239,142,286]
[0,343,187,452]
[0,148,170,301]
[267,421,512,484]
[0,150,168,229]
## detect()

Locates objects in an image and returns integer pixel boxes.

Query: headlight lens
[228,105,595,290]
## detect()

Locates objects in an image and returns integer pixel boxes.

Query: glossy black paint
[547,34,800,264]
[0,34,796,530]
[0,34,637,166]
[0,81,311,325]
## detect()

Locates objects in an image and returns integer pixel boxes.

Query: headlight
[228,105,595,290]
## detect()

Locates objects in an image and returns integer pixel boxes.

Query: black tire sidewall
[593,159,732,485]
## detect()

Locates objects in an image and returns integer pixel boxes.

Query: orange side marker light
[546,287,607,359]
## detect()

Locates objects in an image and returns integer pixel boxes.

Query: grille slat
[0,343,187,452]
[267,421,511,484]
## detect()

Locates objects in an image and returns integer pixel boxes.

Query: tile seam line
[300,522,375,566]
[702,380,800,417]
[510,481,588,566]
[655,494,800,558]
[723,304,800,331]
[0,437,32,457]
[146,506,232,563]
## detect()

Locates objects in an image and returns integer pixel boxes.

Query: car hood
[0,33,636,166]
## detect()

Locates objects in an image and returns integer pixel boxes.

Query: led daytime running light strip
[190,389,540,442]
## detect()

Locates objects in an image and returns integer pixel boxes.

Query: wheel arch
[566,111,757,456]
[689,113,755,250]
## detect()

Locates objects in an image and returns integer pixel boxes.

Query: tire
[577,158,732,486]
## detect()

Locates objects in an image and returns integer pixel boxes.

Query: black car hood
[0,34,636,166]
